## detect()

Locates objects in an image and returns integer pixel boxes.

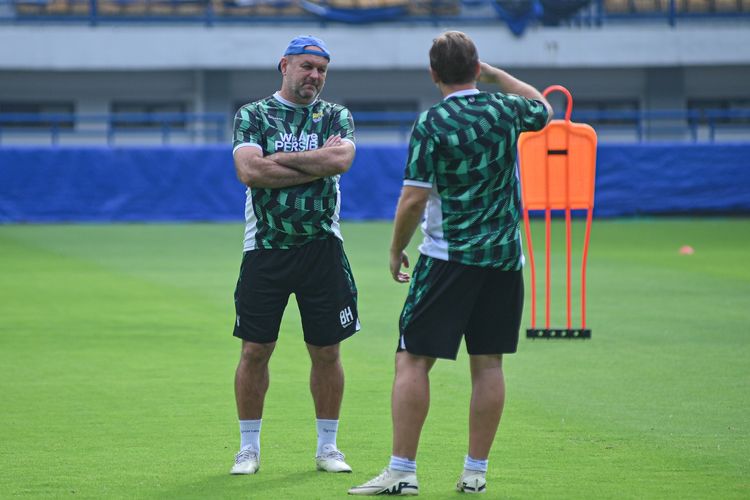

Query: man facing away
[349,31,551,495]
[230,35,360,476]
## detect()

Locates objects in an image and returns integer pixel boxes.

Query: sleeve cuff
[233,143,262,155]
[403,179,433,188]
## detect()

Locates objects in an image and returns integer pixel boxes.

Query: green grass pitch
[1,219,748,499]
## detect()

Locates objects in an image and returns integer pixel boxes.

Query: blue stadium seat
[13,0,53,15]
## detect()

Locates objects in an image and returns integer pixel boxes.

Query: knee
[240,341,274,367]
[395,351,435,375]
[309,344,340,366]
[470,354,503,371]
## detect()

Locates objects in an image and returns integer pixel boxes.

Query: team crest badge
[312,111,324,123]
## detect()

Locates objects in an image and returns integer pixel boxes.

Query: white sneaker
[316,444,353,473]
[348,468,419,496]
[456,470,486,493]
[230,447,260,475]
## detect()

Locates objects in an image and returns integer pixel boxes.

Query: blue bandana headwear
[278,35,331,72]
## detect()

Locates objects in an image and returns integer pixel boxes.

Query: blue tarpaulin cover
[1,144,748,222]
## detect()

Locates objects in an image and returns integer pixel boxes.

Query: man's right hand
[478,62,499,85]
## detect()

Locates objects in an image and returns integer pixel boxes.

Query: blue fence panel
[0,146,242,222]
[339,145,407,220]
[595,143,750,216]
[1,143,749,223]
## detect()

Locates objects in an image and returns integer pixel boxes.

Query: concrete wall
[1,23,749,70]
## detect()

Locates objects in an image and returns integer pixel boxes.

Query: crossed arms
[233,134,355,189]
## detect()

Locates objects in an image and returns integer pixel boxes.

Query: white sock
[239,419,261,452]
[464,455,488,473]
[390,455,417,473]
[316,418,339,455]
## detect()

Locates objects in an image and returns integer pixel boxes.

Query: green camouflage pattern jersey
[233,92,355,250]
[404,89,548,269]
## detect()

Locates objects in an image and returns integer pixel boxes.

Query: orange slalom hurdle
[518,85,597,339]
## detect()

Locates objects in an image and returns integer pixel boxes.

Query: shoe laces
[462,470,486,480]
[235,447,258,464]
[319,445,345,461]
[363,468,393,485]
[460,471,486,488]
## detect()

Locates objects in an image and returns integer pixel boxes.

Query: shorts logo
[339,306,354,328]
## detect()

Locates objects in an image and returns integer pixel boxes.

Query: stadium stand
[297,0,407,23]
[212,0,303,19]
[603,0,748,13]
[6,0,749,22]
[12,0,87,15]
[539,0,592,24]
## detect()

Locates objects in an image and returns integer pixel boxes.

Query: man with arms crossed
[349,31,551,495]
[230,35,359,475]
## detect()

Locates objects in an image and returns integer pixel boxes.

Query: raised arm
[234,146,319,189]
[479,62,552,122]
[267,134,355,177]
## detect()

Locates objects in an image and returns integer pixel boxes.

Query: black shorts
[233,236,359,347]
[398,255,523,360]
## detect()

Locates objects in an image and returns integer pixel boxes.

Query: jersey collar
[444,88,480,100]
[273,91,319,108]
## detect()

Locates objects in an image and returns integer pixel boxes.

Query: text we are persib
[275,132,319,152]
